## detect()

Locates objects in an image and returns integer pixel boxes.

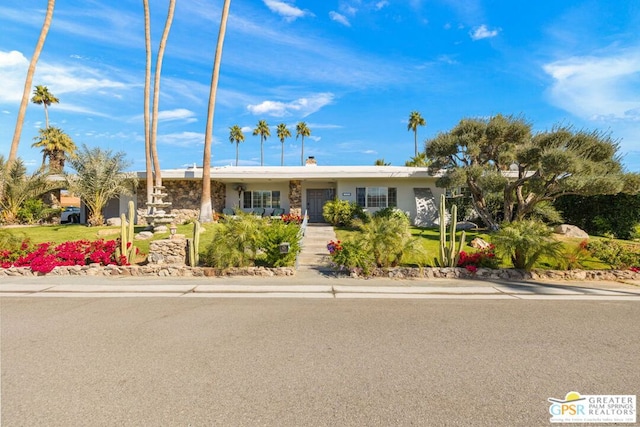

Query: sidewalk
[1,223,639,299]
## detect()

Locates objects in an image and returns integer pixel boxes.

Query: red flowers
[327,240,343,254]
[281,214,303,224]
[457,244,498,271]
[0,238,125,274]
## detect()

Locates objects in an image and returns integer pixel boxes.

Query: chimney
[305,156,317,166]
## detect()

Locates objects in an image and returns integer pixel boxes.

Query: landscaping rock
[97,229,121,237]
[554,224,589,238]
[456,221,478,230]
[106,217,122,226]
[135,231,154,240]
[470,237,491,250]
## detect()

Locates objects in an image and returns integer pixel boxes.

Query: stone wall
[148,238,187,265]
[289,180,302,216]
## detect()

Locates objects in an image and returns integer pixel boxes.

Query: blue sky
[1,0,639,171]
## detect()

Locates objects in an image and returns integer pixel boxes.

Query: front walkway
[296,223,336,276]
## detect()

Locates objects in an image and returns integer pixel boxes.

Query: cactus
[188,220,201,267]
[436,194,466,267]
[120,200,136,264]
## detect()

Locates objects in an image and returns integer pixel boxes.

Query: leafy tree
[492,220,562,271]
[31,85,59,129]
[31,126,77,173]
[405,152,430,167]
[65,145,135,226]
[296,121,311,166]
[407,111,426,157]
[374,158,390,166]
[276,123,291,166]
[361,214,421,268]
[200,0,231,223]
[426,114,640,229]
[8,0,55,166]
[0,156,54,224]
[253,120,270,166]
[229,125,245,166]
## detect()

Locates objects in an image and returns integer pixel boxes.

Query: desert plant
[586,239,640,270]
[259,220,301,267]
[119,200,136,264]
[492,220,562,271]
[202,212,263,268]
[322,199,366,227]
[327,238,374,275]
[187,220,201,267]
[436,194,466,267]
[361,214,421,268]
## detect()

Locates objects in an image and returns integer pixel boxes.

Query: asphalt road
[1,298,639,426]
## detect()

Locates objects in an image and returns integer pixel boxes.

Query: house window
[355,187,397,208]
[243,191,280,208]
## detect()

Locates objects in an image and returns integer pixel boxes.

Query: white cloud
[543,52,640,122]
[470,24,499,40]
[247,93,334,117]
[157,131,207,147]
[156,108,198,123]
[263,0,309,22]
[0,50,29,103]
[375,1,389,11]
[329,11,351,27]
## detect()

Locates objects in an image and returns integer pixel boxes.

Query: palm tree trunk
[44,104,49,129]
[150,0,176,189]
[414,130,418,157]
[261,137,264,166]
[300,137,304,166]
[8,0,55,166]
[143,0,153,211]
[281,142,284,166]
[235,142,239,166]
[200,0,231,223]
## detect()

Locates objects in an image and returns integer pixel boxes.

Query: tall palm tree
[31,85,59,129]
[407,111,426,157]
[296,121,311,166]
[149,0,176,189]
[8,0,56,166]
[374,158,390,166]
[405,152,430,167]
[276,123,291,166]
[252,120,270,166]
[142,0,153,209]
[31,126,77,173]
[65,145,135,226]
[229,125,244,166]
[200,0,231,223]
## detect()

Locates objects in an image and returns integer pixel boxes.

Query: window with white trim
[356,187,397,208]
[243,190,280,208]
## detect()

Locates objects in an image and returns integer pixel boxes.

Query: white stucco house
[108,159,445,226]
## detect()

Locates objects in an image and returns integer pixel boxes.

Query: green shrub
[322,199,366,227]
[586,239,640,269]
[372,207,409,221]
[492,220,562,271]
[361,214,421,268]
[202,213,263,268]
[328,238,374,275]
[17,199,59,224]
[258,220,301,267]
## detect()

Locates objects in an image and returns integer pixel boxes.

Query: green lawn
[1,222,217,264]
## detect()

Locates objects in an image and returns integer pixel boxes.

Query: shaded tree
[252,120,270,166]
[31,85,59,129]
[200,0,231,223]
[65,145,135,226]
[296,121,311,166]
[31,126,77,173]
[276,123,291,166]
[8,0,56,166]
[407,111,426,158]
[427,114,640,229]
[229,125,244,166]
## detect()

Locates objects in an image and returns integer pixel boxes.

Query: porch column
[212,180,225,212]
[289,180,302,216]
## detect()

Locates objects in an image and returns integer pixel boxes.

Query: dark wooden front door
[306,189,334,223]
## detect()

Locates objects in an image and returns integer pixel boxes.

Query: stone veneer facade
[136,179,226,224]
[289,180,302,216]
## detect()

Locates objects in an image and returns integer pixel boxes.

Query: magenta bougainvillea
[457,244,499,273]
[0,238,127,274]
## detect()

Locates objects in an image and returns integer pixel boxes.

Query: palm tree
[405,152,430,167]
[32,126,77,173]
[65,145,135,226]
[31,85,59,129]
[407,111,426,157]
[374,158,390,166]
[296,122,311,166]
[252,120,270,166]
[200,0,231,223]
[0,156,54,224]
[8,0,56,166]
[229,125,245,166]
[142,0,153,209]
[276,123,291,166]
[149,0,176,190]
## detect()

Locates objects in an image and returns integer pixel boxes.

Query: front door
[306,189,334,223]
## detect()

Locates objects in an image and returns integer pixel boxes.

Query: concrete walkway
[296,223,336,277]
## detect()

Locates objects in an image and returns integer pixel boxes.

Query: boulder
[135,231,154,240]
[106,217,122,226]
[456,221,478,230]
[470,237,491,250]
[554,224,589,238]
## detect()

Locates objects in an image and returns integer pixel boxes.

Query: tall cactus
[120,200,136,264]
[188,220,201,267]
[437,194,466,267]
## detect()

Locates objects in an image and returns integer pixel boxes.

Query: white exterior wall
[226,182,290,214]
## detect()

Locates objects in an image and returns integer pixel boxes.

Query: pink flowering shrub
[457,244,499,273]
[0,238,126,274]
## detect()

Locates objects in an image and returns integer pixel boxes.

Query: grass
[1,222,218,265]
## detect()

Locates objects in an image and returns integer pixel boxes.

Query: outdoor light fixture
[169,223,177,238]
[279,242,290,254]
